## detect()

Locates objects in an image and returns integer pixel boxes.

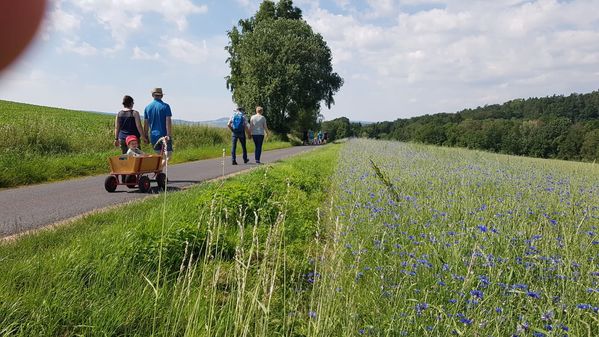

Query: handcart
[104,155,166,193]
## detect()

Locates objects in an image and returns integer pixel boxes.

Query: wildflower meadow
[306,139,598,336]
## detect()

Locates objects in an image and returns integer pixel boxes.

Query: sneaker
[232,161,238,165]
[256,160,261,164]
[243,158,249,164]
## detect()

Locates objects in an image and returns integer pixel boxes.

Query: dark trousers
[252,135,264,162]
[231,132,248,163]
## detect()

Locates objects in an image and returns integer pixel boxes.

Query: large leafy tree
[225,0,343,134]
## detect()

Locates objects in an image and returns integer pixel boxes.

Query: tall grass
[306,139,599,336]
[0,145,340,336]
[0,100,289,188]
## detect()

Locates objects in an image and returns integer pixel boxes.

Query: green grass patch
[0,144,340,336]
[0,100,290,188]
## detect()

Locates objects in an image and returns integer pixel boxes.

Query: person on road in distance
[227,106,249,165]
[143,88,172,163]
[249,106,269,164]
[114,95,145,154]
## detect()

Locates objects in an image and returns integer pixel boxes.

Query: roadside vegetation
[0,100,290,188]
[1,138,597,336]
[0,144,340,336]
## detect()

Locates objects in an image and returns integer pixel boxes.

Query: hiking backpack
[232,113,244,132]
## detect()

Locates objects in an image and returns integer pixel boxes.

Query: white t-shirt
[250,114,267,135]
[127,148,145,157]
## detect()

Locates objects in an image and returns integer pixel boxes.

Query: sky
[1,0,598,122]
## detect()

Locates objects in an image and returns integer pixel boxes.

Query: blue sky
[1,0,598,122]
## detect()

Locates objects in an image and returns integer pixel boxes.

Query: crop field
[308,139,598,336]
[0,139,597,336]
[0,100,289,188]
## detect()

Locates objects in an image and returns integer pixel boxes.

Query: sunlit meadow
[1,139,597,336]
[306,139,598,336]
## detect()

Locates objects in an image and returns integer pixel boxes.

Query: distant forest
[323,90,599,161]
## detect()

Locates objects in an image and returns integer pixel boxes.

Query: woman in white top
[249,106,269,164]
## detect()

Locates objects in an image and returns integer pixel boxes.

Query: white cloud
[58,39,98,56]
[49,5,81,33]
[132,46,160,60]
[59,0,207,52]
[304,0,599,120]
[4,0,599,123]
[165,38,209,64]
[366,0,397,18]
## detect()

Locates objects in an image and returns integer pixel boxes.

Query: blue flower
[460,317,473,325]
[470,289,484,299]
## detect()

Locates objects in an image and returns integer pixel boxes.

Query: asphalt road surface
[0,146,315,238]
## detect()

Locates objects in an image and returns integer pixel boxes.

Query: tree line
[323,91,599,161]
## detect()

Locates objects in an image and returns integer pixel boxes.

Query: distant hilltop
[193,117,229,128]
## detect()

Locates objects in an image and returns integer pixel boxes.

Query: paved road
[0,146,315,238]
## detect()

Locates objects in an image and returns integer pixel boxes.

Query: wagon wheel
[138,176,151,193]
[156,173,166,190]
[125,175,137,188]
[104,176,118,192]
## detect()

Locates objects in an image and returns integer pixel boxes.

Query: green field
[0,100,290,188]
[1,139,597,336]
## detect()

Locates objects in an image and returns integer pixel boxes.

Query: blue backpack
[232,113,244,132]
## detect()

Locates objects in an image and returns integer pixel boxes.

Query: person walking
[143,88,172,163]
[249,106,269,164]
[227,107,249,165]
[114,95,146,154]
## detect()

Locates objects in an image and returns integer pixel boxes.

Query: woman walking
[114,95,146,154]
[249,106,269,164]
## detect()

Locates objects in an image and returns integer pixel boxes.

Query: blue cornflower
[477,225,488,232]
[541,310,554,321]
[495,307,503,314]
[459,317,473,325]
[415,302,429,314]
[577,303,591,310]
[513,283,528,290]
[527,291,541,299]
[308,311,317,319]
[470,289,484,299]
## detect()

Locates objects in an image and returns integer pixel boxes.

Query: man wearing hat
[143,87,173,161]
